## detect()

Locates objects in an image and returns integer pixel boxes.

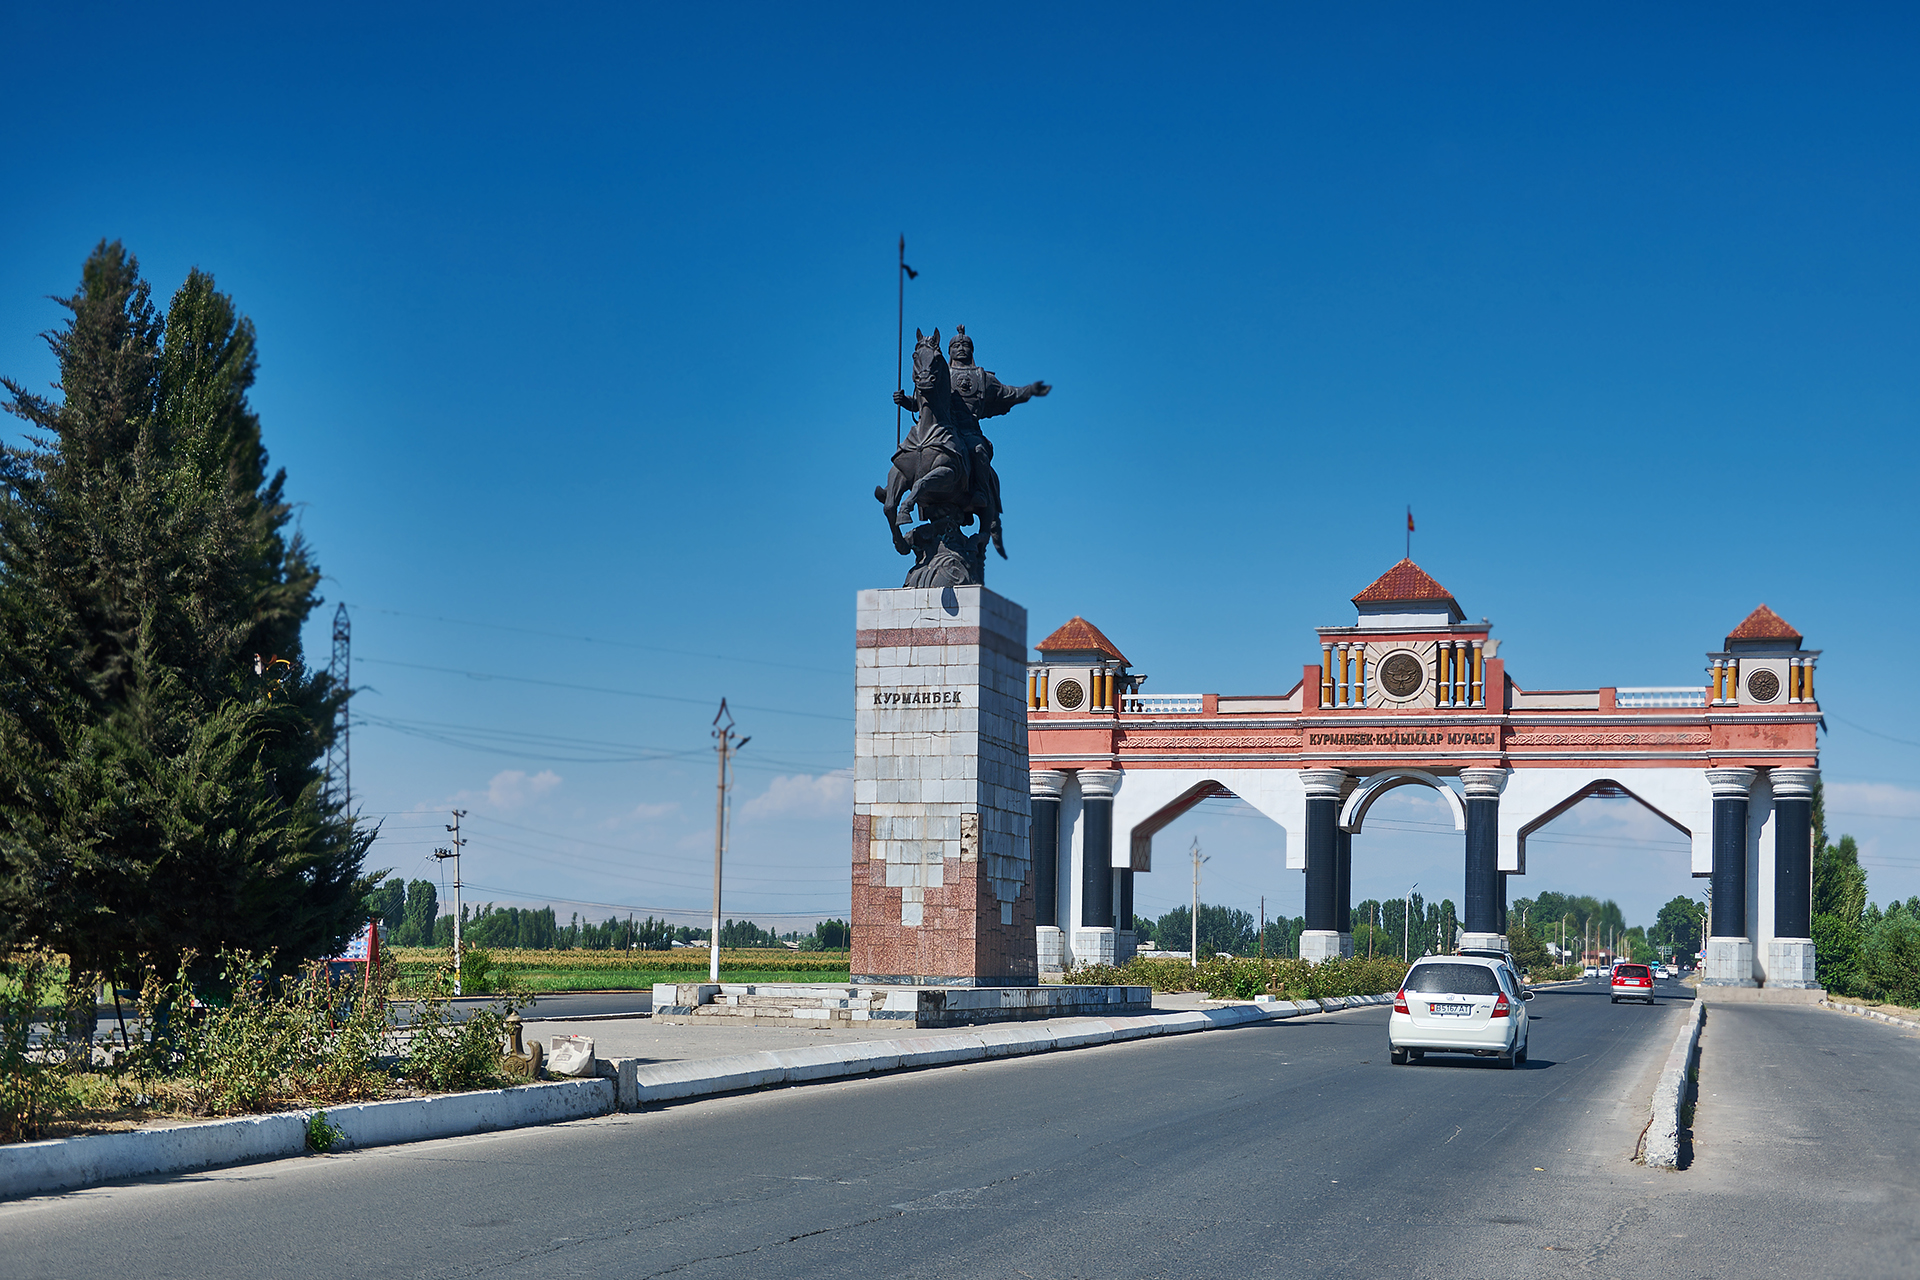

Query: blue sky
[3,4,1916,934]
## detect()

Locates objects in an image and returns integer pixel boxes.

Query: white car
[1389,955,1532,1068]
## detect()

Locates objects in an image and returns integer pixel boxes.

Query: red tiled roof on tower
[1036,616,1129,665]
[1353,559,1459,607]
[1726,604,1802,647]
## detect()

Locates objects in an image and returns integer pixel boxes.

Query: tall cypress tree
[0,241,371,986]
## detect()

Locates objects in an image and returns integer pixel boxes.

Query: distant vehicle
[1611,962,1656,1004]
[1388,955,1532,1068]
[1583,966,1602,978]
[1659,964,1678,979]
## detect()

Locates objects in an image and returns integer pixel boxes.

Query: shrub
[134,950,399,1116]
[0,950,80,1141]
[397,959,530,1093]
[1067,954,1408,1000]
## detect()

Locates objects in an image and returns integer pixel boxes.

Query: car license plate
[1432,1002,1470,1016]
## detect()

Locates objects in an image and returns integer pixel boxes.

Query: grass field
[385,946,853,992]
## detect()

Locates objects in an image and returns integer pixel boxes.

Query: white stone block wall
[854,586,1031,929]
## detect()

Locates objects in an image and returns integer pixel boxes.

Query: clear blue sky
[3,4,1916,934]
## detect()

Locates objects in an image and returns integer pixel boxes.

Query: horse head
[912,328,951,419]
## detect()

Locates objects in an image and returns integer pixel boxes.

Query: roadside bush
[397,959,530,1093]
[1067,954,1408,1000]
[137,950,399,1115]
[0,950,80,1141]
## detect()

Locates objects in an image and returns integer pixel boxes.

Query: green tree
[1813,834,1867,994]
[398,879,438,946]
[1651,895,1702,958]
[368,878,406,933]
[0,242,371,985]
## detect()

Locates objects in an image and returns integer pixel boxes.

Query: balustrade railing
[1614,687,1708,709]
[1120,693,1204,714]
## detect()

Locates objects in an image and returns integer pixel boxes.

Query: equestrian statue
[876,325,1050,588]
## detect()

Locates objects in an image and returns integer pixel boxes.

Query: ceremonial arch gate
[1025,560,1821,988]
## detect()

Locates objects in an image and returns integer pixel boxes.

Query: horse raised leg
[876,472,912,555]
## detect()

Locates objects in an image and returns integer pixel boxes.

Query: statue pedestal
[851,586,1036,985]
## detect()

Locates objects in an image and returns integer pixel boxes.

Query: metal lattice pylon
[325,602,350,812]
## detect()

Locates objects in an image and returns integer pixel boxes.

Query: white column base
[1766,938,1820,989]
[1300,930,1342,964]
[1071,928,1118,968]
[1702,937,1757,986]
[1036,926,1066,973]
[1460,932,1506,953]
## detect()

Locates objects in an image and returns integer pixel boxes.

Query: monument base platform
[652,981,1151,1030]
[1694,984,1828,1005]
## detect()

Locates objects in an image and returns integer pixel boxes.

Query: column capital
[1300,768,1347,800]
[1459,768,1509,800]
[1770,767,1819,800]
[1707,767,1758,798]
[1078,769,1122,799]
[1030,769,1069,800]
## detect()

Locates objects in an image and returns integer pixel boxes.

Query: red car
[1610,962,1655,1004]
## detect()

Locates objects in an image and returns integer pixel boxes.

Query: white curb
[2,992,1393,1200]
[1819,999,1920,1032]
[0,1078,612,1201]
[1643,999,1705,1170]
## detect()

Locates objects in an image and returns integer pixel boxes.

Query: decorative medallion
[1746,669,1780,702]
[1380,651,1424,698]
[1054,678,1085,710]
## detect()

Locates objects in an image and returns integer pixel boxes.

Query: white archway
[1339,769,1467,835]
[1497,769,1712,875]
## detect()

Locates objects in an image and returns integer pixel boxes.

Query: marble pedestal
[1300,930,1342,964]
[851,586,1037,986]
[1766,938,1819,988]
[1460,932,1506,953]
[1701,937,1757,986]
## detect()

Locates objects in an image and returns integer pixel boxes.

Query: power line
[353,712,844,774]
[347,602,844,677]
[360,656,852,722]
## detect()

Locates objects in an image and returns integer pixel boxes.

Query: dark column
[1303,772,1343,933]
[1334,827,1353,936]
[1497,874,1509,934]
[1773,770,1816,939]
[1709,770,1754,938]
[1030,772,1065,930]
[1461,770,1508,937]
[1080,772,1116,929]
[1118,869,1135,931]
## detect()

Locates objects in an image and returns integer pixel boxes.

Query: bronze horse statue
[875,329,976,554]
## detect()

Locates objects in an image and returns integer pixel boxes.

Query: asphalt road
[9,977,1918,1277]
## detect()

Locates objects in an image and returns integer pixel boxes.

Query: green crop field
[384,947,853,993]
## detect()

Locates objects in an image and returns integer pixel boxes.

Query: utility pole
[1189,838,1208,964]
[710,700,749,985]
[325,603,350,811]
[432,808,466,995]
[1405,883,1417,962]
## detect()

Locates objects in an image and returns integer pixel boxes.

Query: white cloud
[739,771,854,821]
[482,769,562,811]
[1823,780,1920,820]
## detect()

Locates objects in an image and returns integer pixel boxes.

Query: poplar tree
[0,241,371,988]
